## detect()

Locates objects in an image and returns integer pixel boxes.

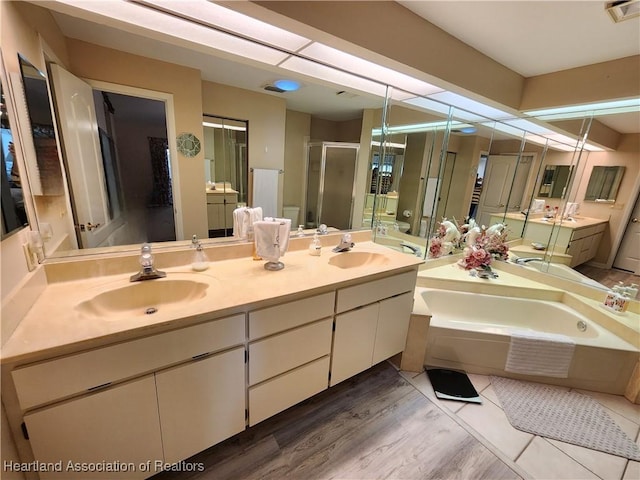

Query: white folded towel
[505,330,576,378]
[254,219,291,262]
[264,217,291,255]
[233,207,264,240]
[233,207,248,239]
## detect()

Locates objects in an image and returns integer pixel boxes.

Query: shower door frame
[305,141,360,230]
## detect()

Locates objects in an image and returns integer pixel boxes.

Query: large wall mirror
[584,166,625,202]
[538,165,573,198]
[5,1,622,295]
[1,53,28,238]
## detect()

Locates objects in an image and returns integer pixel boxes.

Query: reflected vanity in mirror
[538,165,573,198]
[584,166,625,202]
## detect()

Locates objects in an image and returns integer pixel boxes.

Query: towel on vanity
[505,330,576,378]
[254,218,291,261]
[264,217,291,254]
[233,207,263,239]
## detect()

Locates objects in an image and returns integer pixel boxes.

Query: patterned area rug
[491,376,640,461]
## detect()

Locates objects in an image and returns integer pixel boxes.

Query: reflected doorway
[92,90,175,244]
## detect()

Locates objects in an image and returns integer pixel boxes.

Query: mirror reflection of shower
[305,141,359,230]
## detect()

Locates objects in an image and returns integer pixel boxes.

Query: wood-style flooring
[152,362,522,480]
[575,265,639,295]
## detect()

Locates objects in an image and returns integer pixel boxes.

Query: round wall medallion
[176,132,201,157]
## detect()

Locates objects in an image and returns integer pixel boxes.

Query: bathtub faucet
[400,243,422,257]
[514,257,543,265]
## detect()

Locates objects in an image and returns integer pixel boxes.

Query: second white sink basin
[328,251,389,269]
[76,279,209,319]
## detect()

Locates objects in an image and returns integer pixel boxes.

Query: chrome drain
[577,320,587,332]
[145,307,158,315]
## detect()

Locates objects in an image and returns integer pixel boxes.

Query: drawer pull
[87,382,112,392]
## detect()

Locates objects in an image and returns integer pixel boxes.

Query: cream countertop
[1,241,423,365]
[496,212,608,229]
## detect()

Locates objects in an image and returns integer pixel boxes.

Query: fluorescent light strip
[299,43,443,96]
[202,121,246,131]
[427,91,516,121]
[135,0,311,51]
[279,56,388,98]
[56,0,289,65]
[525,98,640,118]
[503,118,554,135]
[371,141,407,149]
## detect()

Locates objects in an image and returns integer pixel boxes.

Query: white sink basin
[328,251,389,269]
[76,279,209,319]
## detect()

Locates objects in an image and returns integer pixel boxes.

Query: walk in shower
[305,141,359,230]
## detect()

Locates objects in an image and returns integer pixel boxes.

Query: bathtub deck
[152,362,522,480]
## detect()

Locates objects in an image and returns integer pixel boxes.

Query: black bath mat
[425,367,482,404]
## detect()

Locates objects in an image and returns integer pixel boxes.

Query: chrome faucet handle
[130,243,166,281]
[333,233,355,253]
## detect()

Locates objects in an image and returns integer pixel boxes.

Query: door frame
[85,80,183,242]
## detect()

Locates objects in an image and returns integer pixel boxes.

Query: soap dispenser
[191,237,210,271]
[309,233,322,256]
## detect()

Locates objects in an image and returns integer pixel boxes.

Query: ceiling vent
[263,84,286,93]
[605,0,640,22]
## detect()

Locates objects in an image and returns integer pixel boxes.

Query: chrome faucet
[400,243,422,257]
[130,243,166,282]
[514,257,543,265]
[332,233,355,253]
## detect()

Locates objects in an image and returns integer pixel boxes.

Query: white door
[613,191,640,274]
[49,64,119,248]
[476,155,531,228]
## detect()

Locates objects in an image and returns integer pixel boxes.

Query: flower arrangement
[457,225,510,272]
[428,219,461,258]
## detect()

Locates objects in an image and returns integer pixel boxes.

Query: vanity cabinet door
[331,303,379,386]
[24,375,163,479]
[155,347,246,464]
[372,292,414,364]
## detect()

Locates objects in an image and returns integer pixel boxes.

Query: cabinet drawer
[336,270,416,313]
[572,223,606,241]
[13,314,245,410]
[249,356,329,426]
[249,319,332,385]
[249,292,335,340]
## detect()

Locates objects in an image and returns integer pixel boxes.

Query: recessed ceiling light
[273,79,301,92]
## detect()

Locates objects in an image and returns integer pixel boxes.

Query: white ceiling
[399,1,640,78]
[43,1,640,133]
[398,0,640,134]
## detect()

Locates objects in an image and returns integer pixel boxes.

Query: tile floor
[400,369,640,480]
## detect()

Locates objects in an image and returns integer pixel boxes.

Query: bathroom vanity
[206,188,238,232]
[1,237,421,479]
[491,213,608,267]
